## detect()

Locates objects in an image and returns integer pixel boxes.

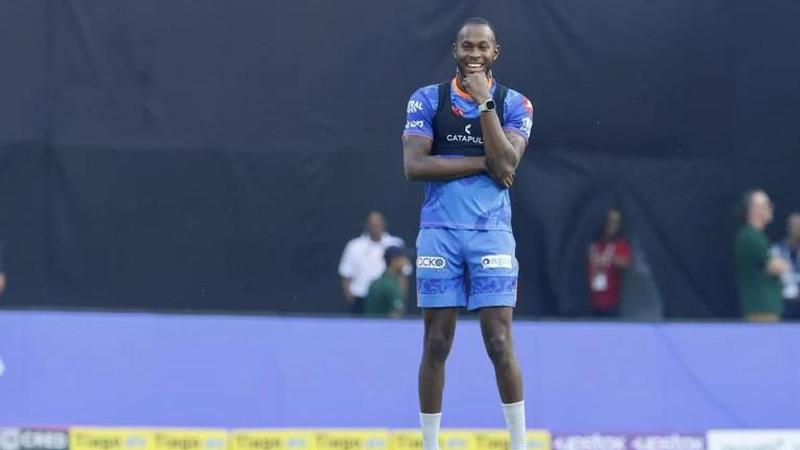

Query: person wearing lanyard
[587,208,632,317]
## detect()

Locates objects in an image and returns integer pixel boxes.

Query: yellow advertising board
[524,431,550,450]
[152,429,228,450]
[231,430,316,450]
[314,430,389,450]
[388,430,422,450]
[70,428,155,450]
[389,430,550,450]
[472,430,550,450]
[438,430,476,450]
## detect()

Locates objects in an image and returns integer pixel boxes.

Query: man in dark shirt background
[364,246,410,317]
[735,190,789,322]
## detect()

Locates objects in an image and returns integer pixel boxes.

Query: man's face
[605,209,622,237]
[751,192,774,225]
[390,255,409,273]
[366,213,385,239]
[453,24,499,79]
[787,214,800,240]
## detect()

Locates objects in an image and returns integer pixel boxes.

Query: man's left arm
[461,73,531,182]
[481,118,527,183]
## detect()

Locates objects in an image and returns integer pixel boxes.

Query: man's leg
[416,228,466,450]
[479,306,525,450]
[418,307,458,450]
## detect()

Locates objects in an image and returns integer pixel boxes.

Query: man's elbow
[504,149,522,171]
[404,163,421,181]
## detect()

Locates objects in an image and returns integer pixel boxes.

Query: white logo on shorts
[417,256,447,269]
[481,254,513,269]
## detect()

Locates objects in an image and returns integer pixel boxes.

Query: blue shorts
[416,228,518,311]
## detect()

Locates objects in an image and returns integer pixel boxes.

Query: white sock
[502,400,526,450]
[420,412,442,450]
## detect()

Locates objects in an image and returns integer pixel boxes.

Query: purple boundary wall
[1,311,799,430]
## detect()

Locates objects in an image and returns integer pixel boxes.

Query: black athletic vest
[431,81,508,157]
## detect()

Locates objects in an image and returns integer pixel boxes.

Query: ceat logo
[417,256,447,269]
[465,124,472,135]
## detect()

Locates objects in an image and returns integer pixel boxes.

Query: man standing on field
[402,17,534,450]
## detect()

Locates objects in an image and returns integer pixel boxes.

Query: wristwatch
[478,99,496,113]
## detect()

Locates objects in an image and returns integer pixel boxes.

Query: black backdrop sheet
[1,0,799,317]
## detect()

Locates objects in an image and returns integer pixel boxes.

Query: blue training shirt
[403,78,534,232]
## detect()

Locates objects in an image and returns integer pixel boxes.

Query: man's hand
[341,277,356,304]
[461,72,492,103]
[485,157,515,189]
[767,257,790,276]
[488,169,514,189]
[0,274,6,297]
[496,172,514,189]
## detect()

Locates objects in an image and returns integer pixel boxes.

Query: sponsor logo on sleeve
[417,256,447,269]
[521,117,532,136]
[405,120,425,130]
[523,97,534,113]
[481,255,513,269]
[407,100,424,114]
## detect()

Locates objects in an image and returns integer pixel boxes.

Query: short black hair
[383,246,407,267]
[456,17,497,42]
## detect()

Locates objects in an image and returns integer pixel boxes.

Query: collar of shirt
[451,76,496,102]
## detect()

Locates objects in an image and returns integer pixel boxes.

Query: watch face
[485,100,496,110]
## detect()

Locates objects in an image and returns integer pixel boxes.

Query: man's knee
[484,332,513,366]
[424,332,453,363]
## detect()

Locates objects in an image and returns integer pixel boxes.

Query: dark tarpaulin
[1,0,799,317]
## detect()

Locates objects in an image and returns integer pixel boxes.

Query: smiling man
[402,17,534,450]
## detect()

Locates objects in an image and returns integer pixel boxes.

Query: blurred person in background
[338,211,405,315]
[735,190,789,322]
[587,208,632,317]
[0,242,5,298]
[364,246,410,317]
[771,212,800,320]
